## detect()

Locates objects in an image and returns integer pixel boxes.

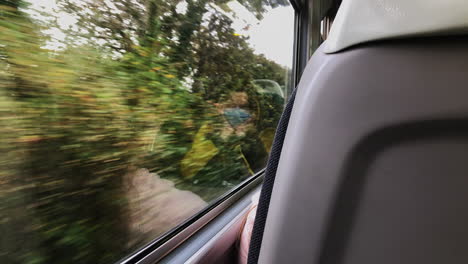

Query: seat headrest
[325,0,468,53]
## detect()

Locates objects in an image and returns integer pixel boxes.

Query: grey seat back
[253,36,468,264]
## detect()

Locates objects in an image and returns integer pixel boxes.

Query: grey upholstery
[257,36,468,263]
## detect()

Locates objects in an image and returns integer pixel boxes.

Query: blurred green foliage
[0,0,290,263]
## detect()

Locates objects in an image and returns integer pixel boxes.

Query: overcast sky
[28,0,294,67]
[223,1,294,67]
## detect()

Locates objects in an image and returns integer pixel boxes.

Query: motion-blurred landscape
[0,0,290,263]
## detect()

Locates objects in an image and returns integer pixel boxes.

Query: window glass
[0,0,294,263]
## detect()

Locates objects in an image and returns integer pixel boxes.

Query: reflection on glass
[0,0,293,263]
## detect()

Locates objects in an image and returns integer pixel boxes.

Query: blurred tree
[0,0,290,263]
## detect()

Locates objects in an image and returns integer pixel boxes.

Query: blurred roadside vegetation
[0,0,290,263]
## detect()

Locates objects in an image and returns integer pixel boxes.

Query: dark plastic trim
[291,0,309,92]
[289,0,302,11]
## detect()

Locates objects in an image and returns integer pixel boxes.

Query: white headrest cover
[325,0,468,53]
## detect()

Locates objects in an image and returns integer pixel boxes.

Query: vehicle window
[0,0,294,263]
